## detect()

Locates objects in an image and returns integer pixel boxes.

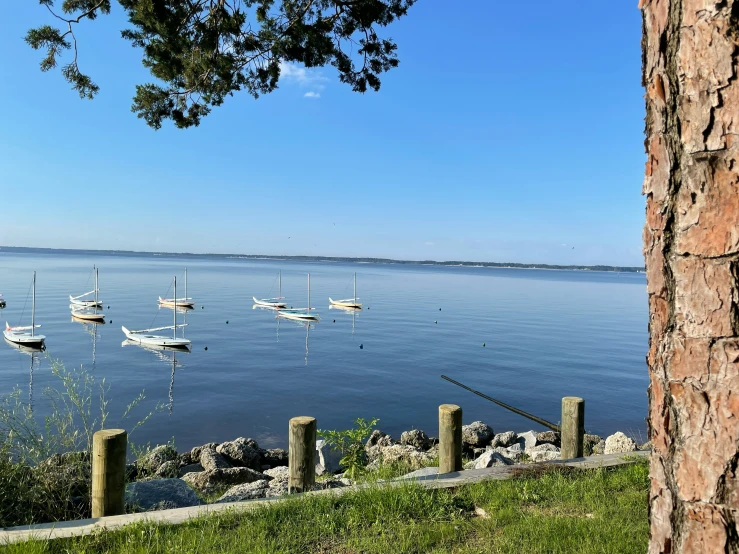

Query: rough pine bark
[641,0,739,552]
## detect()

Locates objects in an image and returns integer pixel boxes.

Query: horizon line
[0,245,646,272]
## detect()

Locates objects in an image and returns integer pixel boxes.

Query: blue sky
[1,1,645,266]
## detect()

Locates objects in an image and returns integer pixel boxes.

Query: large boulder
[515,430,538,451]
[583,434,603,456]
[473,450,513,469]
[263,466,289,480]
[528,443,560,463]
[178,463,204,477]
[490,431,517,448]
[155,460,180,478]
[604,432,637,455]
[126,478,201,511]
[316,439,344,475]
[216,438,262,470]
[462,421,494,447]
[536,431,561,447]
[216,480,270,503]
[138,445,178,475]
[190,443,218,464]
[181,467,266,494]
[366,430,393,450]
[366,445,434,471]
[199,447,231,472]
[260,448,288,468]
[400,430,431,451]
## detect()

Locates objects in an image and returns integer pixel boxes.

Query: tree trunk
[641,0,739,552]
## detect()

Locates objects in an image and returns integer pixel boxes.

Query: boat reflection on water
[121,339,188,415]
[4,338,43,410]
[71,316,103,370]
[329,304,361,337]
[253,303,282,342]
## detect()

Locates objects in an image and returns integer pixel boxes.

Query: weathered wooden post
[288,416,316,493]
[560,397,584,459]
[438,404,462,473]
[91,429,127,518]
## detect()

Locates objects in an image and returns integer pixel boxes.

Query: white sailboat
[123,276,191,349]
[159,268,195,308]
[329,273,362,309]
[5,272,46,347]
[253,271,287,308]
[277,273,320,321]
[71,267,105,322]
[70,267,103,307]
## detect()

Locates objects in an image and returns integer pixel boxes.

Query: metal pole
[441,375,560,432]
[173,277,177,340]
[31,272,35,338]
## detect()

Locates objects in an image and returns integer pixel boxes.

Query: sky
[0,1,646,266]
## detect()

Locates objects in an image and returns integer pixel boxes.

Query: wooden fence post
[91,429,127,518]
[560,397,584,459]
[288,416,316,493]
[438,404,462,473]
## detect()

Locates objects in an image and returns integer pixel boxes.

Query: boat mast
[279,271,281,299]
[354,272,357,303]
[185,268,187,302]
[31,272,36,338]
[308,273,311,312]
[94,266,98,305]
[173,276,177,340]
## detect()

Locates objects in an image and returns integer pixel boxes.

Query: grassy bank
[5,460,648,554]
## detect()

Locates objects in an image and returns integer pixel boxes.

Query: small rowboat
[70,267,103,307]
[125,276,191,349]
[254,271,287,308]
[71,306,106,323]
[158,268,195,308]
[329,273,362,309]
[5,272,45,347]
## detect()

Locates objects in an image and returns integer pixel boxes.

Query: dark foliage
[26,0,417,128]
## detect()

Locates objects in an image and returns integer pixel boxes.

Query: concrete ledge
[0,450,648,545]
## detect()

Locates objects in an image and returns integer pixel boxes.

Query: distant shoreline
[0,246,645,273]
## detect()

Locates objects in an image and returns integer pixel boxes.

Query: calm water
[0,252,648,450]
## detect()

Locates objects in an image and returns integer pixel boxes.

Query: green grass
[3,461,648,554]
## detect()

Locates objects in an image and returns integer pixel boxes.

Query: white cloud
[279,61,328,92]
[304,91,321,99]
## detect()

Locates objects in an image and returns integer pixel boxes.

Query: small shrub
[319,418,378,480]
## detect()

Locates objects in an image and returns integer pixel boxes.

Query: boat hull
[277,310,319,322]
[71,311,106,323]
[329,298,363,309]
[253,297,287,308]
[3,330,46,346]
[70,296,102,308]
[158,297,195,309]
[122,326,191,349]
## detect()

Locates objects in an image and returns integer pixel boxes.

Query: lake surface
[0,252,649,450]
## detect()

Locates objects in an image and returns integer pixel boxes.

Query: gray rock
[604,432,638,455]
[583,434,603,456]
[155,460,180,478]
[125,479,201,511]
[592,440,606,455]
[178,452,194,466]
[366,430,393,450]
[490,431,517,448]
[506,442,523,453]
[473,450,512,469]
[266,478,289,497]
[400,429,431,450]
[181,467,266,494]
[199,447,231,471]
[639,441,652,451]
[315,479,348,490]
[463,460,476,470]
[528,443,561,462]
[399,466,439,479]
[190,443,218,464]
[515,430,538,451]
[491,446,520,464]
[263,466,290,480]
[216,438,262,470]
[216,480,270,503]
[260,448,288,467]
[536,431,561,447]
[178,463,204,477]
[462,421,494,447]
[138,445,178,475]
[316,439,344,475]
[366,445,435,471]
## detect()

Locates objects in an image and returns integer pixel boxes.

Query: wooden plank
[0,450,648,545]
